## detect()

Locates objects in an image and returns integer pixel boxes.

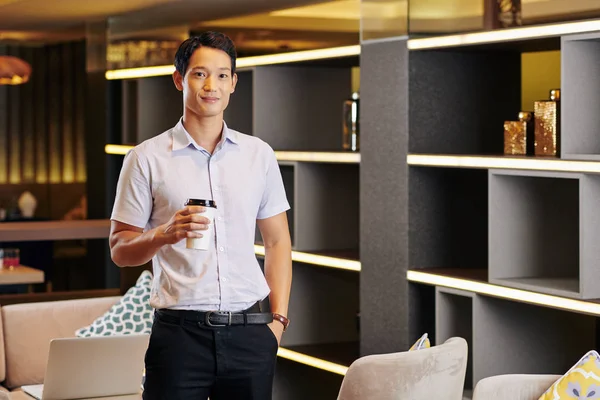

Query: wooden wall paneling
[0,45,7,184]
[48,44,62,183]
[61,43,75,183]
[74,41,86,183]
[20,46,35,183]
[34,45,48,184]
[8,46,21,184]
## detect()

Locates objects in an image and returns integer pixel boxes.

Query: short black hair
[174,31,237,77]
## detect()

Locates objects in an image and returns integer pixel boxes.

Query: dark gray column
[85,21,120,289]
[359,37,409,355]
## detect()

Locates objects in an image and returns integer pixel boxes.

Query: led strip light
[277,347,349,376]
[105,144,132,155]
[274,151,360,164]
[407,154,600,174]
[106,145,361,165]
[408,19,600,50]
[105,45,360,80]
[254,245,360,272]
[407,270,600,316]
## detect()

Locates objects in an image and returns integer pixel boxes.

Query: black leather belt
[157,304,273,327]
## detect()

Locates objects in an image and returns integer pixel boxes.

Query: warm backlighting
[105,45,360,80]
[407,154,600,173]
[277,347,349,375]
[408,19,600,50]
[274,151,360,164]
[407,270,600,316]
[105,144,132,155]
[254,245,361,272]
[106,145,361,165]
[0,55,31,85]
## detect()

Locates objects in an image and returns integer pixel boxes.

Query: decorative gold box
[534,89,560,157]
[504,111,534,155]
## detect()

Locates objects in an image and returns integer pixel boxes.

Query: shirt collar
[171,118,238,152]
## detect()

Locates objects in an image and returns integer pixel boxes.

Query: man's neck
[182,112,223,154]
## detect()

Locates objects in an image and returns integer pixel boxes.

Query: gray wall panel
[409,50,521,155]
[137,76,182,141]
[360,37,409,355]
[409,167,488,269]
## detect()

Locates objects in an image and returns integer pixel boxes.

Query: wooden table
[0,266,44,285]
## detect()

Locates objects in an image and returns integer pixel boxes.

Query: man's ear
[173,70,184,91]
[231,72,238,93]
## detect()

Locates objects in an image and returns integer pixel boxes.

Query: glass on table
[2,248,20,270]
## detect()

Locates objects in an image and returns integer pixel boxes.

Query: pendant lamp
[0,56,32,85]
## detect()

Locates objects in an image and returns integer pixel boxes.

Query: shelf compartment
[435,287,474,392]
[473,294,597,384]
[226,65,353,152]
[409,50,520,156]
[258,161,359,253]
[281,263,359,349]
[489,170,600,299]
[561,31,600,160]
[407,154,600,174]
[409,168,488,269]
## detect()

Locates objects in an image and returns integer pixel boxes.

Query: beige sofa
[0,295,122,391]
[472,374,562,400]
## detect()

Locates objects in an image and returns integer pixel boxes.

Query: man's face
[174,46,237,118]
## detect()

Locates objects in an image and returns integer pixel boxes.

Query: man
[109,31,292,400]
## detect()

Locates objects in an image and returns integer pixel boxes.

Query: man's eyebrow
[189,66,231,71]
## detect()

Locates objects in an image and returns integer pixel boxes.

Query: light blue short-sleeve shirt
[111,119,290,311]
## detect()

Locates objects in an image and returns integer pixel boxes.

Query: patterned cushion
[75,270,154,337]
[409,333,431,351]
[538,350,600,399]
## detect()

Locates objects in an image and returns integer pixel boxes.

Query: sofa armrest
[473,374,561,400]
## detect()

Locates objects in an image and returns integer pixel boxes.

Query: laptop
[22,333,149,400]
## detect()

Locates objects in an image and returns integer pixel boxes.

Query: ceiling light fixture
[0,56,31,85]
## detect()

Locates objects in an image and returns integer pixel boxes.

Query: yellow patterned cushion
[539,350,600,399]
[409,333,430,351]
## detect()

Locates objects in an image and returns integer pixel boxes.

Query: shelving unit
[405,20,600,396]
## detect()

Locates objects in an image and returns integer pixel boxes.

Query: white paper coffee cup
[185,199,217,250]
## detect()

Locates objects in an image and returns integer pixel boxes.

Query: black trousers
[142,308,278,400]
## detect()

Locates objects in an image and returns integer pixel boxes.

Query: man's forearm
[264,239,292,317]
[110,228,164,267]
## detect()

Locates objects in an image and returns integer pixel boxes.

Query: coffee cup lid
[185,198,217,208]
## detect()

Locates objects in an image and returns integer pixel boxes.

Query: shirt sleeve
[257,146,290,220]
[110,149,153,229]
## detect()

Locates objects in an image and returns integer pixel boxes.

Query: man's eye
[220,74,228,78]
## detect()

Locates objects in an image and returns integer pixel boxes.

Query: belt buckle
[205,311,232,327]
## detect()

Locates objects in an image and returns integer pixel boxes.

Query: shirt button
[219,247,224,252]
[222,277,227,282]
[217,216,222,221]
